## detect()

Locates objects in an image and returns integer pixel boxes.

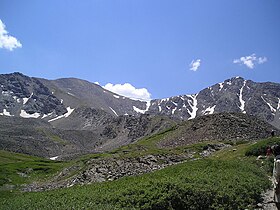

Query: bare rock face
[0,72,67,117]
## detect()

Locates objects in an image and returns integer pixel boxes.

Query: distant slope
[0,116,103,158]
[37,77,148,117]
[0,113,176,158]
[156,112,278,148]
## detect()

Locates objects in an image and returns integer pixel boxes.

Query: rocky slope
[156,112,278,148]
[148,77,280,129]
[0,113,176,158]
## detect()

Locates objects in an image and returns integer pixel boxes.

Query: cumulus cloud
[0,19,22,51]
[189,59,201,71]
[233,54,267,69]
[103,83,151,101]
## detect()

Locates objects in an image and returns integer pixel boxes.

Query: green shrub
[0,159,270,210]
[245,137,280,156]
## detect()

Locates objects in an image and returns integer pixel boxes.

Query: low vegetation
[1,137,276,209]
[0,157,270,210]
[0,150,66,195]
[245,137,280,156]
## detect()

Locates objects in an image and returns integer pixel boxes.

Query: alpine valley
[1,72,280,209]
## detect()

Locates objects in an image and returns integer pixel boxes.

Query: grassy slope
[1,137,277,209]
[0,150,67,194]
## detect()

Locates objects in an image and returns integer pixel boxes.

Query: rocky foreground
[23,143,231,192]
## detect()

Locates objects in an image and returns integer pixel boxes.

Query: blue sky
[0,0,279,100]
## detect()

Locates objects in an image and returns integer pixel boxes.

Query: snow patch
[133,101,151,114]
[186,94,198,119]
[158,105,162,112]
[239,80,246,113]
[219,82,224,91]
[50,156,59,160]
[23,93,33,105]
[109,107,118,116]
[172,107,177,115]
[203,105,216,115]
[278,98,280,110]
[2,90,12,96]
[60,99,63,104]
[20,110,40,118]
[22,97,29,105]
[64,107,75,118]
[48,107,75,122]
[0,109,13,116]
[113,95,120,99]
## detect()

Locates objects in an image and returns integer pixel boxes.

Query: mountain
[147,76,280,129]
[0,72,280,158]
[1,73,279,130]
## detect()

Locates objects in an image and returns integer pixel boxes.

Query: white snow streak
[186,94,198,119]
[23,93,33,105]
[67,92,75,97]
[109,107,118,116]
[48,107,75,122]
[113,95,120,99]
[48,115,64,122]
[278,98,280,110]
[64,107,75,117]
[42,112,53,119]
[261,96,276,113]
[158,105,162,112]
[203,105,216,115]
[20,110,40,118]
[239,80,246,113]
[22,97,29,105]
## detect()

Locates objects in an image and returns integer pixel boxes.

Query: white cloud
[233,54,267,69]
[258,56,267,64]
[0,19,22,51]
[189,59,201,71]
[103,83,151,101]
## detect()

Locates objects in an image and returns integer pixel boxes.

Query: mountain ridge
[1,72,280,130]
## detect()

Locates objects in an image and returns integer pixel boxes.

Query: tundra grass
[0,150,67,192]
